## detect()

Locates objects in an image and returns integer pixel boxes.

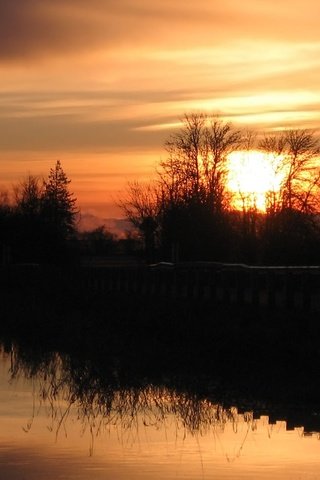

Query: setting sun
[227,150,283,211]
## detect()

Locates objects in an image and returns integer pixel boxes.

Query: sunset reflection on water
[0,348,320,480]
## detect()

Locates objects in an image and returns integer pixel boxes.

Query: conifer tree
[42,160,78,238]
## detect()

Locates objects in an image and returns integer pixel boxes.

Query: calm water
[1,345,320,480]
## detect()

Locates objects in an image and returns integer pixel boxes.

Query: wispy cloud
[1,0,320,215]
[2,1,320,62]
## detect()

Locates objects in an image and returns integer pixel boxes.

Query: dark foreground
[1,264,320,431]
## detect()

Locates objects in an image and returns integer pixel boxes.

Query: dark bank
[1,261,320,425]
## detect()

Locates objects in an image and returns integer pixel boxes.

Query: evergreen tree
[42,160,78,239]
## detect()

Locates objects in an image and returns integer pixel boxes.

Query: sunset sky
[1,0,320,222]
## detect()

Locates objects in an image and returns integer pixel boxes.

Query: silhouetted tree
[14,175,43,217]
[0,190,13,264]
[122,116,320,264]
[157,114,243,260]
[202,116,242,213]
[120,181,160,262]
[122,114,246,262]
[259,129,320,264]
[7,165,79,263]
[79,226,116,256]
[11,176,44,262]
[161,113,206,204]
[0,163,80,264]
[38,161,79,263]
[42,161,78,238]
[260,129,320,213]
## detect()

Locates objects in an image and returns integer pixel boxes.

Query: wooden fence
[79,262,320,312]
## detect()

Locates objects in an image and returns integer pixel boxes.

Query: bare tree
[119,181,161,262]
[0,189,10,207]
[202,117,242,213]
[13,175,43,216]
[160,113,207,205]
[0,189,12,265]
[120,181,160,229]
[121,114,244,261]
[159,114,243,260]
[159,113,242,213]
[259,129,320,264]
[259,129,320,213]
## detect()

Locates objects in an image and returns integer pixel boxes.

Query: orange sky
[1,0,320,221]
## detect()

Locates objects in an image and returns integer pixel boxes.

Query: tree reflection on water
[3,342,257,456]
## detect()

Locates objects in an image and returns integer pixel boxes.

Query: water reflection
[1,342,320,479]
[5,343,252,454]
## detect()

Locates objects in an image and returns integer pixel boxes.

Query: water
[1,344,320,480]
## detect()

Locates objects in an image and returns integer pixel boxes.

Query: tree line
[0,161,80,264]
[2,114,320,266]
[0,160,139,265]
[122,113,320,265]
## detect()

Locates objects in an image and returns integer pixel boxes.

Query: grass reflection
[3,342,256,456]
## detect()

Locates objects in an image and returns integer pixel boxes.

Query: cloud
[0,0,109,61]
[0,0,195,61]
[2,0,320,63]
[1,2,320,154]
[0,109,170,152]
[2,0,320,218]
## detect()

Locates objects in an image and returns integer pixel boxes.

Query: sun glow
[227,150,284,211]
